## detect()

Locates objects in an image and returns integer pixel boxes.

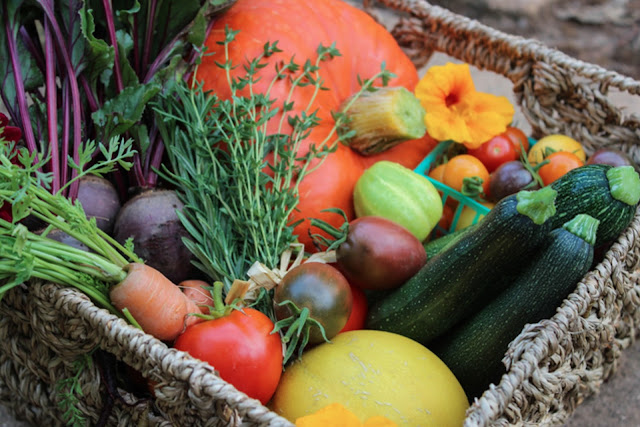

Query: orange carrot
[109,263,202,342]
[180,279,214,314]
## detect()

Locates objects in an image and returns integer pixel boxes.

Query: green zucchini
[422,225,475,258]
[431,214,598,400]
[365,186,558,345]
[550,164,640,245]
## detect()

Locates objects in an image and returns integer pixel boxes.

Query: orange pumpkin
[197,0,436,251]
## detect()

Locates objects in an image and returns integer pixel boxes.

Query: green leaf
[114,0,141,28]
[114,28,139,89]
[58,0,88,74]
[128,124,150,165]
[79,4,115,88]
[152,0,203,55]
[0,1,43,116]
[91,82,161,138]
[187,7,208,46]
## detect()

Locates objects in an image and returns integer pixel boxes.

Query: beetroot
[42,228,89,252]
[76,175,121,233]
[113,189,194,283]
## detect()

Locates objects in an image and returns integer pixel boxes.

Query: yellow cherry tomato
[527,134,586,166]
[455,201,495,231]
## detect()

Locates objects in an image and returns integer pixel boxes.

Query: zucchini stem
[563,214,600,246]
[607,166,640,206]
[515,186,557,225]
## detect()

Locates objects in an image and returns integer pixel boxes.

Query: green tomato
[353,161,443,241]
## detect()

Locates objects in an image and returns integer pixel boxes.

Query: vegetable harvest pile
[1,0,639,426]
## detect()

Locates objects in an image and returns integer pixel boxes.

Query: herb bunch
[155,28,393,289]
[154,28,393,361]
[0,0,231,197]
[0,135,138,312]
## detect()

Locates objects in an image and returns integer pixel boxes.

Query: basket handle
[369,0,640,161]
[373,0,640,97]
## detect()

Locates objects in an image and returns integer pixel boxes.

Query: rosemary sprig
[155,27,393,289]
[154,28,393,361]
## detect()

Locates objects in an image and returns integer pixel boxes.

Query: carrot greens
[0,135,138,313]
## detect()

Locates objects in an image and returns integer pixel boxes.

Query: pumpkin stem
[339,87,426,155]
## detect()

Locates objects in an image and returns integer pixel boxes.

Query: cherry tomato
[428,163,447,182]
[502,126,530,156]
[173,308,283,404]
[538,151,584,186]
[336,216,427,291]
[528,134,586,166]
[489,160,540,202]
[454,201,494,231]
[274,263,352,344]
[442,154,490,196]
[436,203,455,235]
[467,134,518,173]
[340,284,368,333]
[587,148,635,168]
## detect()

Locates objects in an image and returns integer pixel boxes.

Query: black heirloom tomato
[274,262,352,344]
[336,216,427,291]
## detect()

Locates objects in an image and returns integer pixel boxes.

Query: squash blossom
[295,403,398,427]
[415,62,515,149]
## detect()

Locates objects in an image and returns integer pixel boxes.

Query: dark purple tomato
[586,148,635,168]
[274,262,352,344]
[489,161,539,202]
[336,216,426,291]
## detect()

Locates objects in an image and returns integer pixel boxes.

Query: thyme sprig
[155,27,393,361]
[155,27,394,289]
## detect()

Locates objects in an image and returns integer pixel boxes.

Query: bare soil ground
[428,0,640,80]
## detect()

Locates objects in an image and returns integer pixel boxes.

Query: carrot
[109,263,202,342]
[180,279,214,314]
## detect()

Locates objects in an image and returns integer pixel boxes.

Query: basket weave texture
[2,0,640,426]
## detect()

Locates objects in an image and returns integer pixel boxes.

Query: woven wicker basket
[2,0,640,425]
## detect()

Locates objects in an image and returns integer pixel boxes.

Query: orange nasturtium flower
[295,403,398,427]
[415,62,515,149]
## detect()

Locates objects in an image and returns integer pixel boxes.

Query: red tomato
[538,151,584,186]
[173,308,283,404]
[340,284,368,332]
[467,134,518,173]
[437,202,455,235]
[502,126,529,156]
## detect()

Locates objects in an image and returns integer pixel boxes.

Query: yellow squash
[269,330,469,426]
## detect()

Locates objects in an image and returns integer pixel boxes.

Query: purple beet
[113,189,195,283]
[76,175,121,234]
[41,228,89,252]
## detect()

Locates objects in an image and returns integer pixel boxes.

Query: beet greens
[0,0,232,197]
